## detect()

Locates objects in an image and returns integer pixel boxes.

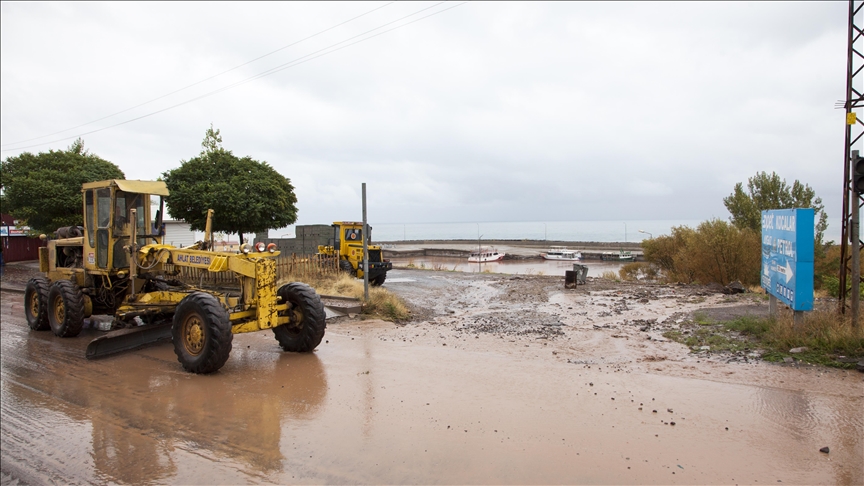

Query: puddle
[389,256,625,277]
[2,284,862,485]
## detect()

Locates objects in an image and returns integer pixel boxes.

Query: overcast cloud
[0,2,854,240]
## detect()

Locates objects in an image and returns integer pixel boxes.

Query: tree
[0,139,124,235]
[162,127,298,244]
[723,171,829,247]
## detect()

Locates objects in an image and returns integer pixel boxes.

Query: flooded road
[2,274,862,484]
[388,255,626,277]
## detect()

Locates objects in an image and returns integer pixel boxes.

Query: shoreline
[377,239,643,249]
[378,239,644,261]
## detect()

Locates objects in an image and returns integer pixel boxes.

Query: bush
[642,219,760,286]
[821,274,864,299]
[619,262,658,281]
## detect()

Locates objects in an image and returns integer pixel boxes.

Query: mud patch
[448,310,566,339]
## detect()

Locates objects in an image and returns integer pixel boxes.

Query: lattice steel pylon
[839,0,864,322]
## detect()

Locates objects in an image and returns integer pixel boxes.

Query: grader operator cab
[23,179,326,374]
[317,221,392,286]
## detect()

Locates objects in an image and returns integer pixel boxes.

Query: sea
[266,217,843,243]
[367,219,704,243]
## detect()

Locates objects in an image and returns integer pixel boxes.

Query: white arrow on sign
[784,260,794,284]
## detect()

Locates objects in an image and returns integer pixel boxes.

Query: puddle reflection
[5,334,328,483]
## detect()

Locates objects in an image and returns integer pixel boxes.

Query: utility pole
[362,183,369,301]
[839,0,864,325]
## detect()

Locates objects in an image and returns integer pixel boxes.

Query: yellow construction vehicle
[23,179,326,374]
[317,221,392,286]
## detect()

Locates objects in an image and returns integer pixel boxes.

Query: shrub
[821,274,864,299]
[642,219,760,286]
[619,262,657,281]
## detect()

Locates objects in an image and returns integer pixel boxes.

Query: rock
[789,347,808,354]
[699,346,710,351]
[857,361,864,373]
[819,447,830,454]
[724,281,747,294]
[783,357,794,363]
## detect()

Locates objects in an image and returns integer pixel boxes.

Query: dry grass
[278,272,410,322]
[762,309,864,363]
[666,306,864,368]
[600,270,619,281]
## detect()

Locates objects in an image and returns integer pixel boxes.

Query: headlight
[267,243,277,253]
[255,242,266,252]
[240,243,251,254]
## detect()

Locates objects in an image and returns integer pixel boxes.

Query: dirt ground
[1,263,862,485]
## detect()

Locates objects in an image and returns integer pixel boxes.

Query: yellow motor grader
[23,179,326,374]
[317,221,392,286]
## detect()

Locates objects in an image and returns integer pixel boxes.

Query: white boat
[541,246,582,261]
[601,250,635,262]
[468,247,505,263]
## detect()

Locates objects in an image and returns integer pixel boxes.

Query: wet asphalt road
[1,274,863,485]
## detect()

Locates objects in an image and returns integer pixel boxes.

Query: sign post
[761,209,815,324]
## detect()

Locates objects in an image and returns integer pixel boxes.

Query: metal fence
[166,252,340,288]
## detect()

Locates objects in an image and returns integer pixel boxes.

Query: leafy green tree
[723,171,829,247]
[162,126,298,244]
[0,139,124,235]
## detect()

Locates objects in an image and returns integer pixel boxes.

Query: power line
[1,1,466,154]
[1,1,396,149]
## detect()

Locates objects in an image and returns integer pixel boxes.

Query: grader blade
[85,322,173,359]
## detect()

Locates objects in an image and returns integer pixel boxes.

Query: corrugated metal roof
[82,180,169,196]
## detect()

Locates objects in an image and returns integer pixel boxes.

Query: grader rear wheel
[273,283,326,352]
[24,277,51,331]
[47,280,85,337]
[171,292,233,374]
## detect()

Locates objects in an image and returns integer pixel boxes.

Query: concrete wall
[256,224,333,255]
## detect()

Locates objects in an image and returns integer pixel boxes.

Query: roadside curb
[1,286,25,294]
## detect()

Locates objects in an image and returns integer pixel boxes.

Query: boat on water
[541,246,582,261]
[601,250,635,262]
[468,247,505,263]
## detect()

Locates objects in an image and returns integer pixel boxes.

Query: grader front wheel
[273,283,326,352]
[172,292,233,374]
[47,280,85,337]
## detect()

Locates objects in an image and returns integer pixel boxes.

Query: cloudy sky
[0,2,854,240]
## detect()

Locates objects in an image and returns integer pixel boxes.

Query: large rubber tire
[47,280,85,337]
[172,292,233,374]
[273,283,326,352]
[24,277,51,331]
[370,273,387,287]
[339,259,357,277]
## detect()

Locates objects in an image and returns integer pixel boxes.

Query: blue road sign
[761,209,814,311]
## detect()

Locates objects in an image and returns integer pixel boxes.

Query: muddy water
[389,255,625,277]
[2,292,862,485]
